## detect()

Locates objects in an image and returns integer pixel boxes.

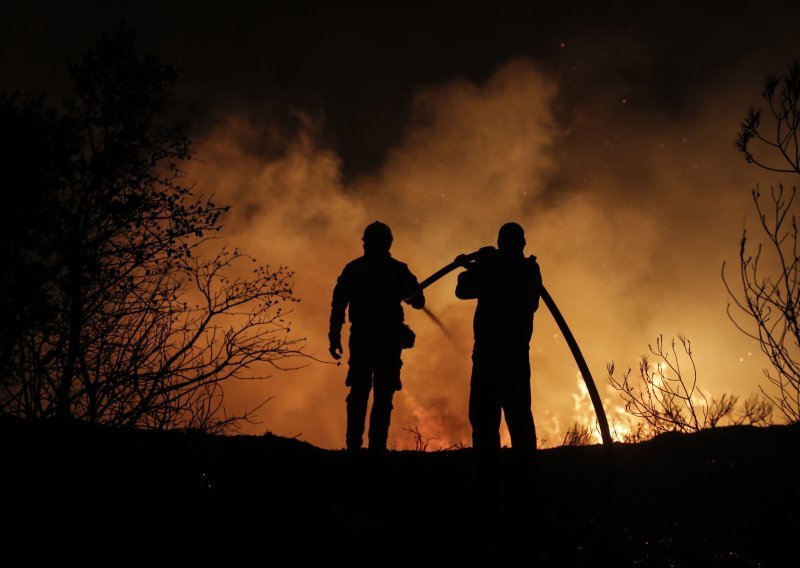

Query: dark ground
[2,417,797,566]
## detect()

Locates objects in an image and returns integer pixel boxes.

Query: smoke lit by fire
[185,58,781,449]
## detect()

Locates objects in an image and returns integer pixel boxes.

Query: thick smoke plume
[185,58,778,449]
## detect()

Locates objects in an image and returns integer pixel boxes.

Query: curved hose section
[540,285,612,446]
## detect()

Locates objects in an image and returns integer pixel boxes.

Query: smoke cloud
[185,56,784,449]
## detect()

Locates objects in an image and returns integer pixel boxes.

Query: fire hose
[409,249,613,447]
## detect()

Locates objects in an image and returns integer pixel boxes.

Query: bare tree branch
[607,335,768,435]
[0,27,308,432]
[727,61,800,423]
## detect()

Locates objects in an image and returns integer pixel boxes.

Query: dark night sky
[4,1,799,179]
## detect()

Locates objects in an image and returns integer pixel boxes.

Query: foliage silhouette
[0,26,304,431]
[562,422,594,446]
[725,60,800,422]
[608,335,772,435]
[402,425,439,452]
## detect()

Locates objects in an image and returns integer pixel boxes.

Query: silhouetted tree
[608,335,772,434]
[402,426,439,451]
[734,393,773,426]
[562,422,594,446]
[725,61,800,423]
[608,335,709,433]
[612,421,654,444]
[0,26,303,430]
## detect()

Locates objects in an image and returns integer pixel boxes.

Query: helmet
[362,221,393,253]
[497,222,526,251]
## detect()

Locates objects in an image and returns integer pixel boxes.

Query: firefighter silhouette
[455,222,542,457]
[329,221,425,451]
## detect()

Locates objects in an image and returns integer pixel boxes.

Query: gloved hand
[454,254,472,268]
[455,246,495,267]
[329,333,343,360]
[404,289,425,308]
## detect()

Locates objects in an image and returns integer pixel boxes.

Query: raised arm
[401,264,425,309]
[455,247,495,300]
[455,266,481,299]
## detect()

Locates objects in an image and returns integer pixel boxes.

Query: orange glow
[183,58,778,449]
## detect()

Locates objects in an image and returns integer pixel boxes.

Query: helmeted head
[362,221,393,256]
[497,222,526,254]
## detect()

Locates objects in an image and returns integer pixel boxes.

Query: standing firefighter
[455,222,542,461]
[329,221,425,452]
